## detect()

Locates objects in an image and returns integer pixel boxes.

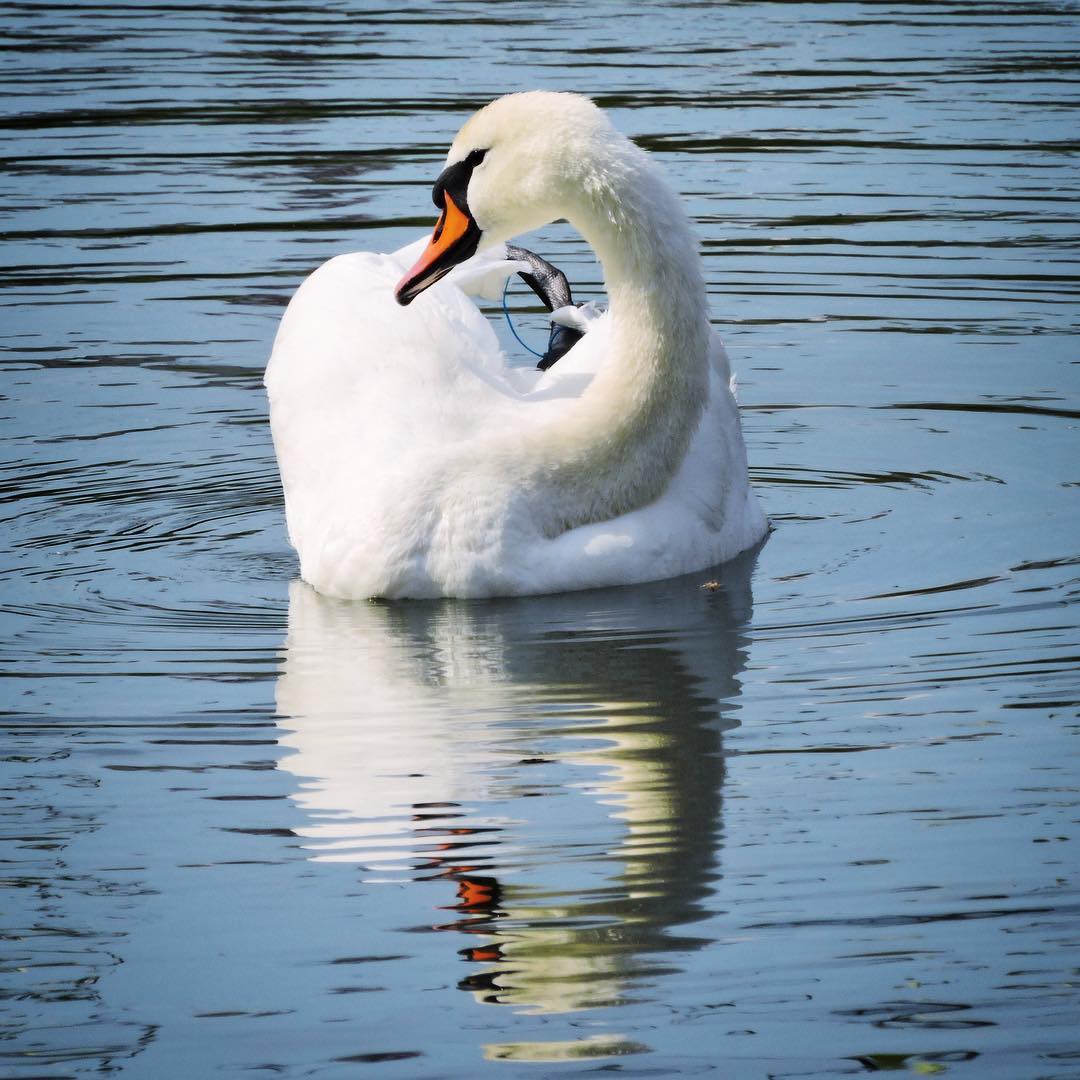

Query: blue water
[3,2,1078,1076]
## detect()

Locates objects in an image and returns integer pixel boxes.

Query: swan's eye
[432,148,489,210]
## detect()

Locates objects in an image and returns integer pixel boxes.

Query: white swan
[266,91,767,598]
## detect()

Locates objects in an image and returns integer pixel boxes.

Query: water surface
[2,2,1078,1077]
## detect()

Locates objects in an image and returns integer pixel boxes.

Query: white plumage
[266,92,767,598]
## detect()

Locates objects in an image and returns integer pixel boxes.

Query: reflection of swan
[266,92,767,599]
[275,550,756,1031]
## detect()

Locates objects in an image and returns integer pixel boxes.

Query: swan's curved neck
[524,144,710,534]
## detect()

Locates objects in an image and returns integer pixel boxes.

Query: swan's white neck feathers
[467,116,711,536]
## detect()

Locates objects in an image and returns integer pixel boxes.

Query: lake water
[3,1,1079,1076]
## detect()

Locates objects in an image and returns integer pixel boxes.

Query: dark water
[3,1,1079,1076]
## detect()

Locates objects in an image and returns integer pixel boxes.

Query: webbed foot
[505,245,585,370]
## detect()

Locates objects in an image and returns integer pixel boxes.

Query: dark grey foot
[505,245,585,370]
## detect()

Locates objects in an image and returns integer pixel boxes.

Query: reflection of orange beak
[456,876,499,910]
[395,191,481,306]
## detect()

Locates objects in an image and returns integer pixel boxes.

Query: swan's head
[395,92,618,306]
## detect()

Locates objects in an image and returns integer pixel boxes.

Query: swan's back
[267,249,763,599]
[266,246,608,596]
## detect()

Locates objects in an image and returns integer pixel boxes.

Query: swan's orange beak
[395,191,481,306]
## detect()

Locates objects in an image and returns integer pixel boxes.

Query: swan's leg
[505,244,573,311]
[505,245,584,370]
[536,322,584,372]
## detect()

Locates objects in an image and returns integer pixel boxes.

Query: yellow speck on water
[700,580,722,591]
[912,1064,946,1075]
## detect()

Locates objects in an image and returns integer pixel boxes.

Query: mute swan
[266,91,767,598]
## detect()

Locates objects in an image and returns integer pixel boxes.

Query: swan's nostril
[432,208,447,244]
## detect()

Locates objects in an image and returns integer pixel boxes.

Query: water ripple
[2,0,1077,1074]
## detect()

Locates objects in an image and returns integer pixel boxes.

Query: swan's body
[266,92,767,598]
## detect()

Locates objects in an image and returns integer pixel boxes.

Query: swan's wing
[265,243,531,549]
[266,244,522,437]
[265,239,617,589]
